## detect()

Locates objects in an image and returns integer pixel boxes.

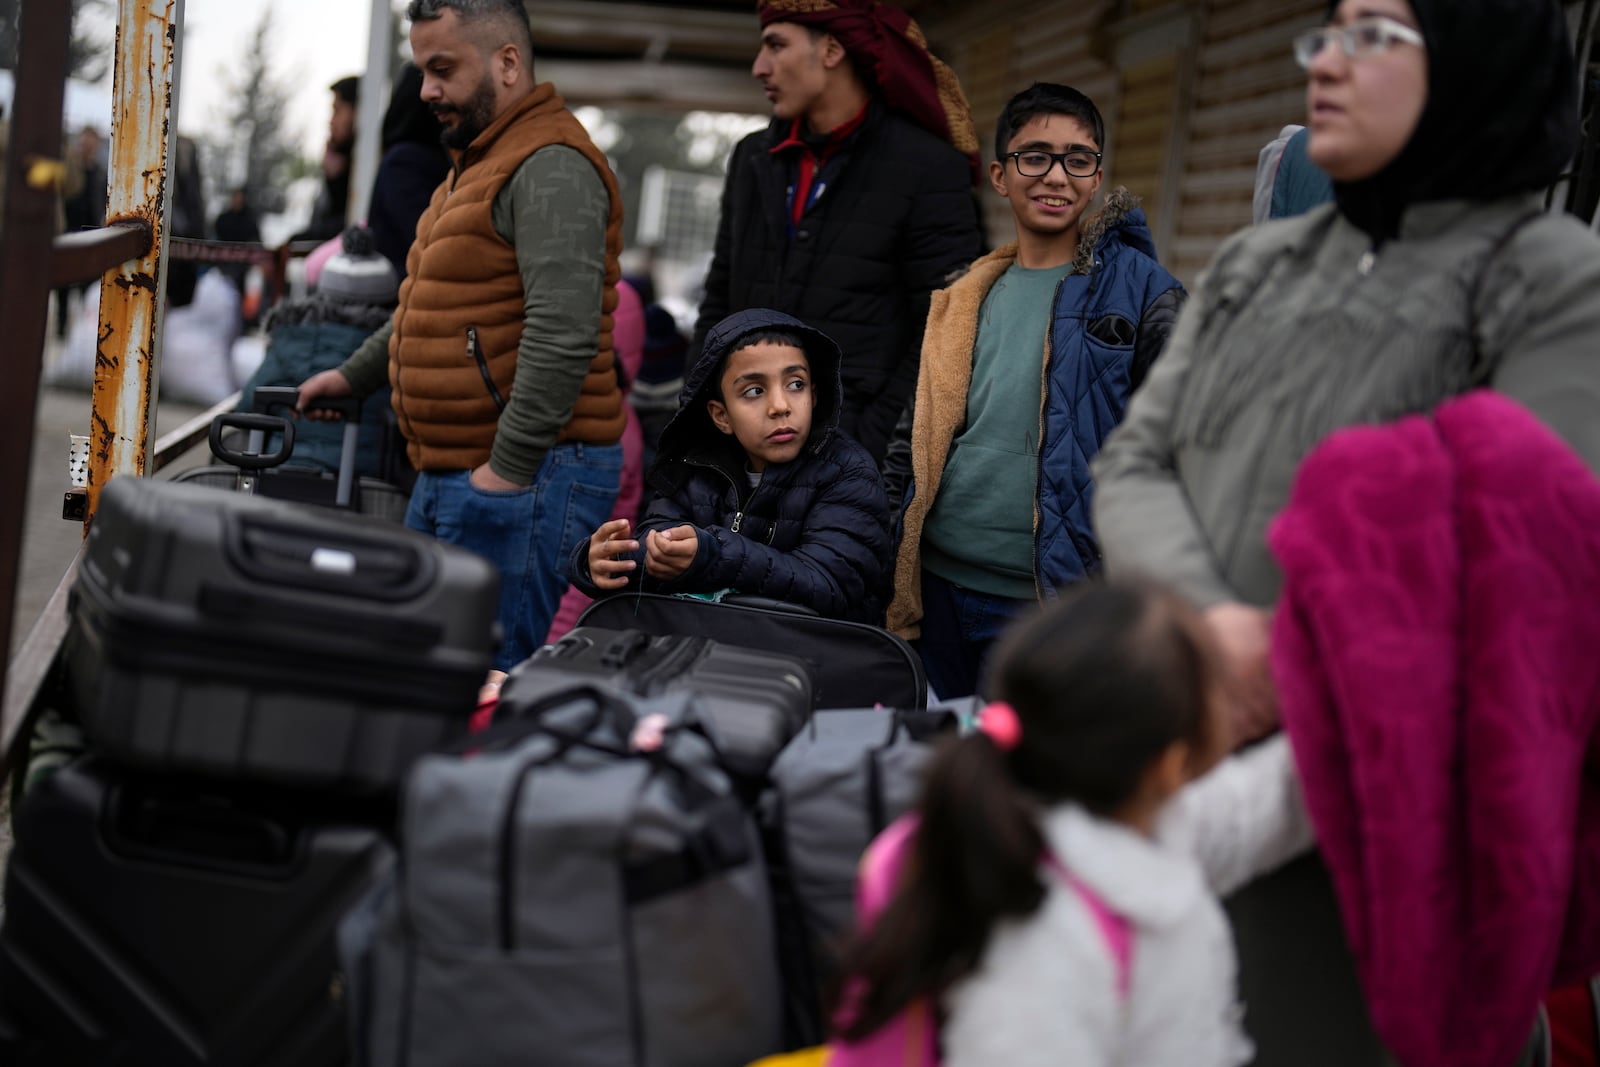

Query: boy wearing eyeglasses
[885,82,1186,700]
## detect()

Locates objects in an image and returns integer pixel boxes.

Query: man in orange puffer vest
[300,0,625,672]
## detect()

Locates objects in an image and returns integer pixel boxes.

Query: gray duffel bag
[341,684,784,1067]
[761,702,969,1042]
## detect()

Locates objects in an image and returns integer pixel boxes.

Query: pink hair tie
[978,701,1022,751]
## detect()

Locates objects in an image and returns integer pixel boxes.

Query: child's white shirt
[941,734,1314,1067]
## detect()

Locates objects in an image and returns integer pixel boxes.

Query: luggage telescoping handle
[253,386,363,507]
[210,412,296,470]
[251,385,363,425]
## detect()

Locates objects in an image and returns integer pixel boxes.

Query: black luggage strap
[447,683,638,757]
[865,707,961,835]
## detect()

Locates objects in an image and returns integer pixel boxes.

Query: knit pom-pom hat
[318,226,399,306]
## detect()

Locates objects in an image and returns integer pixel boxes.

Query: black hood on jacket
[650,308,844,494]
[382,63,446,152]
[1332,0,1578,241]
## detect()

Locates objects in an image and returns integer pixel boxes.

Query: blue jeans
[914,570,1031,701]
[405,442,622,671]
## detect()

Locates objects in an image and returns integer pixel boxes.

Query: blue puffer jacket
[570,308,893,623]
[887,191,1185,636]
[241,297,399,480]
[1040,198,1185,589]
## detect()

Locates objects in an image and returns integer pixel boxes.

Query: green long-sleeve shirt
[338,143,608,485]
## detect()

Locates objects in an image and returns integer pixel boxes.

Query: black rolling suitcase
[175,385,410,522]
[0,756,395,1067]
[502,627,815,778]
[65,475,500,792]
[577,593,926,710]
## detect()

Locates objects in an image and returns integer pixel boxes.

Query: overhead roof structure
[527,0,933,114]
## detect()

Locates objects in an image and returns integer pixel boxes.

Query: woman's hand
[644,524,699,580]
[1204,601,1280,746]
[587,518,639,589]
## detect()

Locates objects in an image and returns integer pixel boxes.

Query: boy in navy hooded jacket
[570,308,892,624]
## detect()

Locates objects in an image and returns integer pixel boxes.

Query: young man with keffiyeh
[688,0,985,467]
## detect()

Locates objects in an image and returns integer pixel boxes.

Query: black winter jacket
[571,308,893,623]
[690,102,983,463]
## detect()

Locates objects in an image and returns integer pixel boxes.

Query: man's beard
[434,76,497,150]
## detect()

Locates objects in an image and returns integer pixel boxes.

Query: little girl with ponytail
[831,581,1313,1066]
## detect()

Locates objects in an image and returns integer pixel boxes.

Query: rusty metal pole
[88,0,185,517]
[0,0,78,718]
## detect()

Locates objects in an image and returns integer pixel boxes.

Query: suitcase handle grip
[109,789,298,871]
[718,594,821,618]
[600,631,654,670]
[251,385,362,423]
[210,412,296,469]
[227,519,437,602]
[250,385,303,415]
[305,394,362,422]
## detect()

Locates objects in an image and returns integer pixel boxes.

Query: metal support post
[88,0,185,518]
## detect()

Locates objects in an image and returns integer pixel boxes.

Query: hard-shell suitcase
[577,593,926,710]
[505,626,814,778]
[0,756,396,1067]
[65,476,499,792]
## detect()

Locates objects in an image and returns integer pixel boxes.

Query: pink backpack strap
[1046,855,1134,1000]
[857,814,921,924]
[831,815,939,1067]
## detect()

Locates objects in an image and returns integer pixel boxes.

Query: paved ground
[10,343,211,657]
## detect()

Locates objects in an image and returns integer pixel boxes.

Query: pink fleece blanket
[1269,390,1600,1067]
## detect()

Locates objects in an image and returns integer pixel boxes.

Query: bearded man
[299,0,626,672]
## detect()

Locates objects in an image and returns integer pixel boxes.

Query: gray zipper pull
[1358,250,1377,275]
[731,511,744,533]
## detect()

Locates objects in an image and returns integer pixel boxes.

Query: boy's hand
[644,524,699,580]
[587,518,639,589]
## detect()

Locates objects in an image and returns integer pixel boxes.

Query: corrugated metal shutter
[924,0,1323,273]
[1109,53,1181,241]
[1169,0,1322,281]
[929,0,1118,247]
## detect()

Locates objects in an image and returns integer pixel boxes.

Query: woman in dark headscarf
[1093,0,1600,1063]
[366,63,448,279]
